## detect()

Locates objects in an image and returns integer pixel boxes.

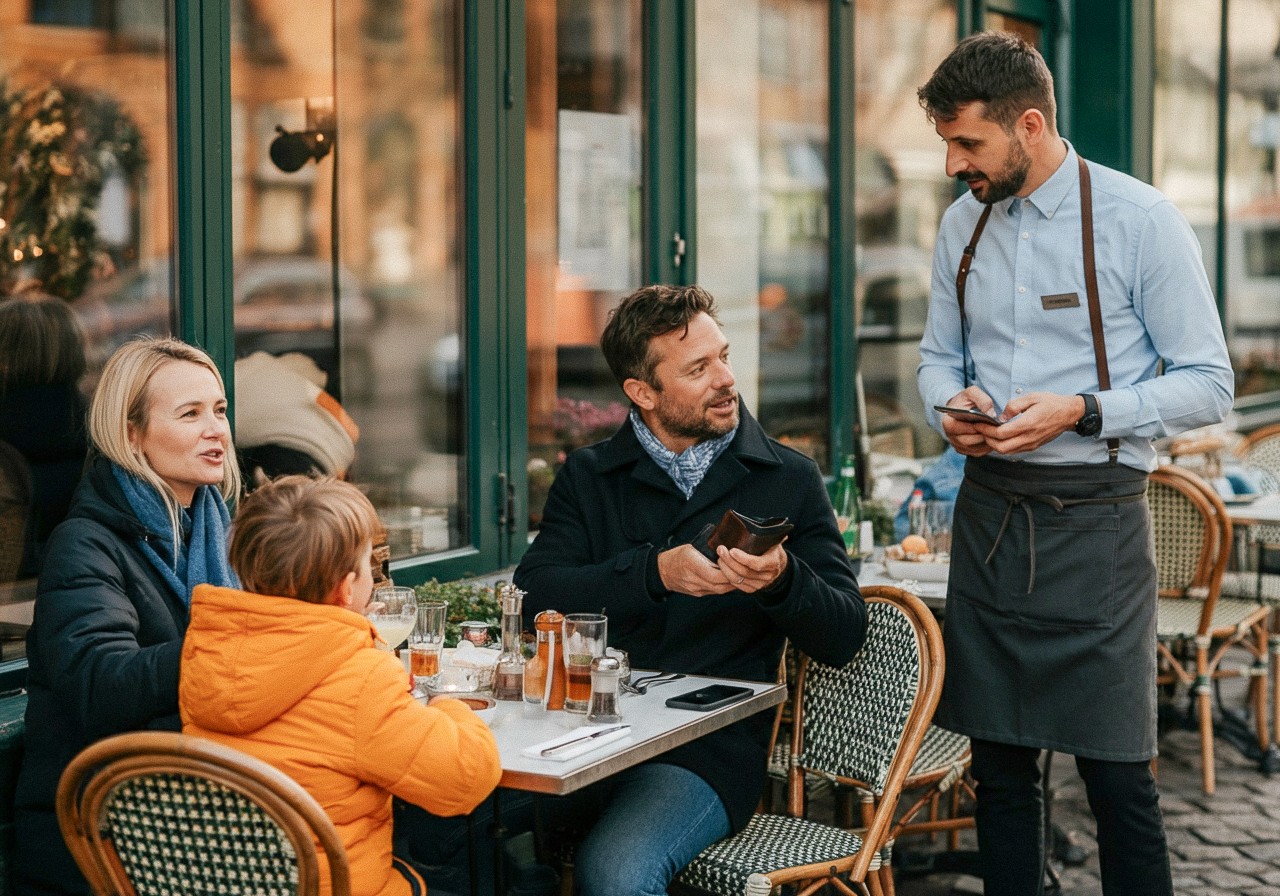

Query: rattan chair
[1150,465,1269,794]
[675,585,943,896]
[57,731,352,896]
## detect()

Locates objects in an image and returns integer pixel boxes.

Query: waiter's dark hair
[601,284,720,389]
[917,30,1057,133]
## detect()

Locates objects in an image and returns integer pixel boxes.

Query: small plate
[883,557,950,583]
[453,693,498,723]
[1224,493,1261,506]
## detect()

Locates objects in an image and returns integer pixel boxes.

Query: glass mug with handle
[562,613,608,713]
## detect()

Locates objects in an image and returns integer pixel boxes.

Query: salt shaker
[585,655,623,724]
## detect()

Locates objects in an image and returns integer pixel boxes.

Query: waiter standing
[915,31,1234,896]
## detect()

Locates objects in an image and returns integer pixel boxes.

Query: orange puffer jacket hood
[181,584,501,896]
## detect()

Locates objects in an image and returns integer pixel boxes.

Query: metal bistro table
[432,672,785,896]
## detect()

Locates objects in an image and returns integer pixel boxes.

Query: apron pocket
[956,490,1121,629]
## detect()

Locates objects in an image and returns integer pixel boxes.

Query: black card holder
[693,509,794,562]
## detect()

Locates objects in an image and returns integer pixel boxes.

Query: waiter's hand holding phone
[934,404,1004,426]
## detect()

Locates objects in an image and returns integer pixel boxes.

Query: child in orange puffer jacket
[180,475,501,896]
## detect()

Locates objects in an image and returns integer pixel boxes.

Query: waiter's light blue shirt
[917,142,1234,471]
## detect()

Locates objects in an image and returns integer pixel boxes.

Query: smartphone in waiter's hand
[934,404,1004,426]
[665,684,754,712]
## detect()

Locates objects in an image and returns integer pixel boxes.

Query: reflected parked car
[71,256,375,400]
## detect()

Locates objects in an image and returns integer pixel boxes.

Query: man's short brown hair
[600,284,719,389]
[917,30,1057,133]
[229,475,381,603]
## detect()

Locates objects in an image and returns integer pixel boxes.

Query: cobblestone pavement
[890,724,1280,895]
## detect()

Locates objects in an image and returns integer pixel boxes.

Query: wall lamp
[268,97,335,173]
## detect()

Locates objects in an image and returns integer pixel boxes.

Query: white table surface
[858,559,948,613]
[1225,492,1280,527]
[430,673,786,795]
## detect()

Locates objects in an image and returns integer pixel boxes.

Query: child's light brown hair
[230,475,381,603]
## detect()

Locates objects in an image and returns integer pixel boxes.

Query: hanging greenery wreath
[0,80,147,300]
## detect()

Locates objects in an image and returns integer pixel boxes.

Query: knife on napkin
[522,725,632,761]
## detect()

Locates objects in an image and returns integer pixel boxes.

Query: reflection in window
[852,1,957,467]
[696,0,831,468]
[0,0,172,659]
[525,0,643,530]
[231,1,467,561]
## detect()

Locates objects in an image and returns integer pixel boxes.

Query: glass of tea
[562,613,607,713]
[409,600,448,690]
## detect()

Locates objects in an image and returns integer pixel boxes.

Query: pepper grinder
[585,655,623,724]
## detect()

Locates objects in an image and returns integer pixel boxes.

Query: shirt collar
[1016,139,1078,221]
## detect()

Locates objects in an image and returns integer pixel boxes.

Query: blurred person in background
[0,286,90,578]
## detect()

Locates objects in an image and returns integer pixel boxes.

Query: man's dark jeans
[970,738,1173,896]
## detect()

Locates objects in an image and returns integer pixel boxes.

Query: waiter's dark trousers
[970,739,1172,896]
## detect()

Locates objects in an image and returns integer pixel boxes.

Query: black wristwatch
[1074,392,1103,437]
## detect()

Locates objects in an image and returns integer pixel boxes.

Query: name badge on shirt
[1041,292,1081,310]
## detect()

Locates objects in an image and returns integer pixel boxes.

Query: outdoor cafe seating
[674,585,942,896]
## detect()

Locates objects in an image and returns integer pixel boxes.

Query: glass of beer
[562,613,607,712]
[409,600,448,689]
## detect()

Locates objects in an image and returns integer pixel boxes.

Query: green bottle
[833,454,861,558]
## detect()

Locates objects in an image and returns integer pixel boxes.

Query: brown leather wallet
[693,509,794,561]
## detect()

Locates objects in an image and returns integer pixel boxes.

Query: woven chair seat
[906,725,969,784]
[1157,595,1268,640]
[675,813,881,895]
[1221,570,1280,606]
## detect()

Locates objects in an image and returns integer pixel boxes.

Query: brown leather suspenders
[954,155,1120,463]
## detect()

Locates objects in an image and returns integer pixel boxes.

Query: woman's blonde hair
[89,337,241,539]
[229,475,381,603]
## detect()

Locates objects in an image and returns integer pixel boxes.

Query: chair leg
[1196,644,1216,794]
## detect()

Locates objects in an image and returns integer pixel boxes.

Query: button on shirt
[917,143,1234,471]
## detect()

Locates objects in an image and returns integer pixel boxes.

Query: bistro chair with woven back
[57,730,351,896]
[673,584,943,896]
[1148,464,1269,794]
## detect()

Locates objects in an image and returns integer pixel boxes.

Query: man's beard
[960,137,1031,204]
[653,391,738,444]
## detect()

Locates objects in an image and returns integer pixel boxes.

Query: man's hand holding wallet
[692,509,794,561]
[654,509,793,597]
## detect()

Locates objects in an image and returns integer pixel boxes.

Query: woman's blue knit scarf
[112,464,239,605]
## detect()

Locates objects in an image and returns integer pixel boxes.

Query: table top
[437,673,785,795]
[1225,493,1280,526]
[858,559,948,613]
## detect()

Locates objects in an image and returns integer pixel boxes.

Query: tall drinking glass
[367,586,418,652]
[409,600,448,690]
[562,613,607,712]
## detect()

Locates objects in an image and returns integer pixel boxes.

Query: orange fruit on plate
[900,534,929,555]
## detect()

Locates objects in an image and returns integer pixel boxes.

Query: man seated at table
[514,283,866,896]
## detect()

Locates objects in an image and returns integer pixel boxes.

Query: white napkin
[521,725,632,762]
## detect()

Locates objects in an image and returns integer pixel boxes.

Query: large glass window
[1224,1,1280,397]
[851,1,958,468]
[0,0,173,660]
[695,0,831,467]
[524,0,643,530]
[229,0,467,561]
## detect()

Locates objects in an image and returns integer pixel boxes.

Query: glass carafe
[494,584,526,701]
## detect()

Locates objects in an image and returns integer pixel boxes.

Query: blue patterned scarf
[631,408,737,499]
[112,464,238,604]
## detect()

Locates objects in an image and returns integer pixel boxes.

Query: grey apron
[934,455,1157,761]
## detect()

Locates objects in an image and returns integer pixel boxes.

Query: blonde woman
[15,336,240,896]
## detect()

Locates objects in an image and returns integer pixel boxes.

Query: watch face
[1076,414,1102,437]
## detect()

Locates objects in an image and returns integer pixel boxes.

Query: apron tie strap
[970,479,1145,594]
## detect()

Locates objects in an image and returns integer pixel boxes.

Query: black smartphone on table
[934,405,1003,426]
[665,684,754,712]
